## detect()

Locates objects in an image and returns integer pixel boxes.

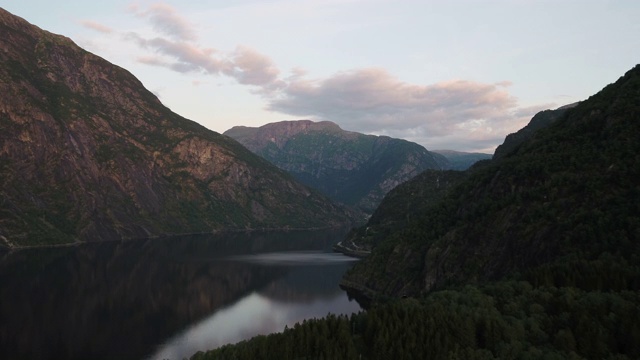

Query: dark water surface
[0,229,361,360]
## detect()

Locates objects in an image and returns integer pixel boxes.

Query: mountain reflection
[0,228,356,360]
[149,251,360,360]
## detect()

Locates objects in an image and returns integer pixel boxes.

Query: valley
[1,5,638,360]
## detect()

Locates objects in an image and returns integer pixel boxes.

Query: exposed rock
[0,8,356,246]
[225,120,447,214]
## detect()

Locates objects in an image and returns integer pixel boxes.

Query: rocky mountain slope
[0,8,355,247]
[224,120,447,214]
[341,64,640,298]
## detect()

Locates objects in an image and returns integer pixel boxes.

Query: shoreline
[332,240,371,258]
[1,225,354,252]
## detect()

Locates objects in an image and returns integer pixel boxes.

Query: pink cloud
[80,20,113,34]
[125,32,227,74]
[121,3,553,152]
[225,46,281,86]
[130,2,197,41]
[269,69,518,134]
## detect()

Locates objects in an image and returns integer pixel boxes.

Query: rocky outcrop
[0,8,355,247]
[225,120,447,215]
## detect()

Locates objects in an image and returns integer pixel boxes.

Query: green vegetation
[1,10,357,245]
[433,150,492,170]
[343,169,467,251]
[225,121,445,214]
[193,65,640,359]
[492,106,573,159]
[343,64,640,295]
[193,282,640,360]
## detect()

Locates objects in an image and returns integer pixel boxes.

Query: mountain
[0,229,347,359]
[432,150,492,170]
[224,120,447,214]
[335,169,467,256]
[341,64,640,298]
[190,66,640,360]
[0,8,355,247]
[0,235,281,359]
[492,102,578,159]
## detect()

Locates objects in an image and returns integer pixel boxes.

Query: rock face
[342,65,640,298]
[225,120,447,214]
[0,9,355,247]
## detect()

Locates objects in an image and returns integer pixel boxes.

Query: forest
[192,65,640,359]
[192,281,640,359]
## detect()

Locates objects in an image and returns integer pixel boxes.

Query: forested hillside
[433,150,492,170]
[225,120,445,214]
[192,65,640,359]
[193,282,640,359]
[492,103,577,159]
[342,64,640,297]
[336,169,467,255]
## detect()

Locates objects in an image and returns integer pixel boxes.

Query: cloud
[125,31,283,88]
[122,5,284,89]
[120,3,549,153]
[225,46,281,86]
[267,68,524,150]
[125,32,228,74]
[80,20,113,34]
[129,2,197,41]
[265,68,559,152]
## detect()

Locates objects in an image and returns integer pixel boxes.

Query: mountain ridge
[432,149,492,170]
[492,102,578,159]
[225,120,447,214]
[341,64,640,298]
[0,8,355,247]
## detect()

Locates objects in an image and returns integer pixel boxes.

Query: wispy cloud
[269,69,518,135]
[128,3,197,41]
[80,20,113,34]
[227,46,281,86]
[114,2,551,152]
[265,69,548,151]
[125,32,226,74]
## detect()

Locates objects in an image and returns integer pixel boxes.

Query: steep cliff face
[342,65,640,298]
[0,9,355,247]
[225,120,446,214]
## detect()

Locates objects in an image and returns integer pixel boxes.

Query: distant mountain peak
[0,9,356,246]
[225,120,447,214]
[226,120,349,149]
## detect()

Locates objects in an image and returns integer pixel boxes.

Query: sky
[3,1,639,152]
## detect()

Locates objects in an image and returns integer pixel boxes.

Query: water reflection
[150,252,360,360]
[0,229,360,360]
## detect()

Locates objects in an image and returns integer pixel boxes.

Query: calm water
[0,229,361,360]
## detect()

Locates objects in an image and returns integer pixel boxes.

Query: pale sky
[3,1,639,152]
